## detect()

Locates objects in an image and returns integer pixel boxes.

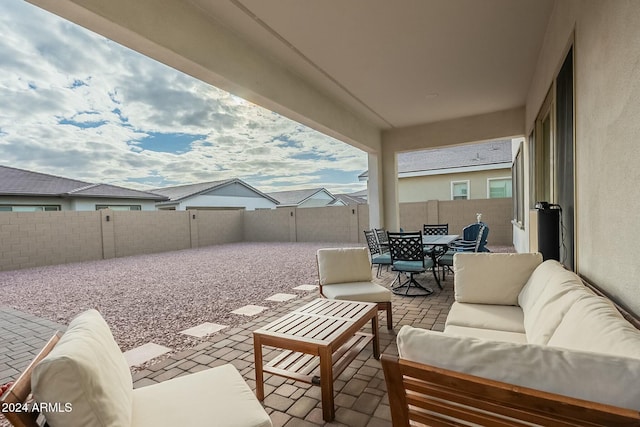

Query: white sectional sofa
[397,253,640,411]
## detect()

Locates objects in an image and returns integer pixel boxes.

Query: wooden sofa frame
[1,332,62,427]
[381,354,640,427]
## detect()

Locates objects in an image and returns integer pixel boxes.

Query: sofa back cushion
[518,260,564,313]
[317,247,372,285]
[521,268,594,345]
[548,295,640,358]
[453,253,542,305]
[397,325,640,410]
[32,309,133,427]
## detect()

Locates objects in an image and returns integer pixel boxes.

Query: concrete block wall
[0,211,103,271]
[243,208,293,242]
[296,206,360,243]
[112,211,191,258]
[196,210,244,246]
[0,199,513,272]
[401,199,513,245]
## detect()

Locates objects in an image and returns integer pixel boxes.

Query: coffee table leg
[319,347,335,421]
[253,334,265,400]
[371,315,380,359]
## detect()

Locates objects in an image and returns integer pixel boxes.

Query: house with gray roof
[359,140,513,202]
[333,193,367,206]
[0,165,167,211]
[153,178,279,210]
[267,188,345,208]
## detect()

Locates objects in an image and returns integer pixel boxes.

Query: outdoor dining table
[423,234,459,288]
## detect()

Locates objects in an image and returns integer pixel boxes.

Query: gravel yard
[0,242,358,353]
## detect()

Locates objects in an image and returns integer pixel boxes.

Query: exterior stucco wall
[70,198,158,211]
[0,196,72,210]
[526,0,640,315]
[399,168,512,202]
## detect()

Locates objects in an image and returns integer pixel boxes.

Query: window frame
[487,177,513,199]
[95,205,142,211]
[450,180,470,200]
[512,146,525,227]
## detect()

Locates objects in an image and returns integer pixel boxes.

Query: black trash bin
[535,202,561,261]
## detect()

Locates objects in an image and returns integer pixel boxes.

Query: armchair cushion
[31,309,133,427]
[131,364,272,427]
[317,247,372,285]
[453,253,542,305]
[321,281,391,303]
[397,325,640,410]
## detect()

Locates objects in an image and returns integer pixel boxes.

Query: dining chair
[438,224,489,280]
[374,228,389,254]
[422,223,449,257]
[363,229,392,277]
[387,231,435,296]
[316,247,393,329]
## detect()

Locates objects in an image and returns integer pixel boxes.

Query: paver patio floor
[1,263,455,427]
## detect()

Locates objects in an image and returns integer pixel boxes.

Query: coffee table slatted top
[256,299,377,346]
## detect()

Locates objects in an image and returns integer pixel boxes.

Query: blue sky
[0,1,367,194]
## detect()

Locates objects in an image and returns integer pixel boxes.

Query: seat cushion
[31,309,133,427]
[548,295,640,358]
[317,247,372,285]
[397,325,640,410]
[393,259,432,272]
[453,253,542,305]
[444,325,527,344]
[445,302,525,333]
[132,364,272,427]
[321,281,392,303]
[371,253,391,264]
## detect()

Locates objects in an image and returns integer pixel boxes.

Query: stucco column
[367,153,384,229]
[381,143,400,231]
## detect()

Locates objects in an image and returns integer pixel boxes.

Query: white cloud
[0,0,367,194]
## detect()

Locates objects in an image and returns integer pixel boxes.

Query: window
[487,178,512,198]
[451,181,469,200]
[95,205,141,211]
[513,146,525,226]
[0,205,60,212]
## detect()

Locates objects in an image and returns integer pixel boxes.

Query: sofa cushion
[453,253,542,305]
[317,247,372,285]
[132,364,272,427]
[518,260,565,313]
[445,302,525,333]
[31,309,133,427]
[443,325,527,343]
[397,325,640,410]
[522,270,594,345]
[548,295,640,358]
[321,282,391,303]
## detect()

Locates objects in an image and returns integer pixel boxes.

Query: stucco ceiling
[188,0,555,129]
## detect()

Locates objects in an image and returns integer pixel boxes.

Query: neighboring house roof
[359,140,512,180]
[334,193,367,205]
[0,165,167,200]
[153,178,280,205]
[267,187,336,207]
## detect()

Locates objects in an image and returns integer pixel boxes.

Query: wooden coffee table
[253,298,380,421]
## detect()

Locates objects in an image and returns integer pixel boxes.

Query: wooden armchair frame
[1,332,62,427]
[381,354,640,427]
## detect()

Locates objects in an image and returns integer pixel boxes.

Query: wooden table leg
[371,315,380,359]
[319,346,335,421]
[253,334,264,400]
